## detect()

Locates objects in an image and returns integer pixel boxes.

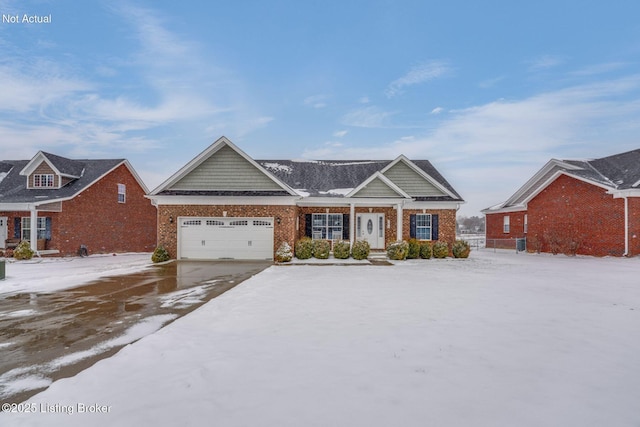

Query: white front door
[0,217,7,249]
[357,213,385,249]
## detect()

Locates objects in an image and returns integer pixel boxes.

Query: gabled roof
[150,136,298,196]
[0,157,145,206]
[346,172,412,198]
[259,157,463,201]
[483,148,640,213]
[20,151,85,178]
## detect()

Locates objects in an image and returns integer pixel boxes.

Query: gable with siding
[170,145,284,191]
[382,160,446,197]
[351,176,405,198]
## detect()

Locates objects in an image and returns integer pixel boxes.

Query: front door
[357,213,385,249]
[0,217,6,249]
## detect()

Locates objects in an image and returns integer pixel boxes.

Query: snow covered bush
[452,240,471,258]
[407,238,420,259]
[420,241,433,259]
[351,240,370,260]
[387,240,409,260]
[333,240,351,259]
[151,245,171,263]
[313,239,330,259]
[13,240,34,260]
[432,241,449,258]
[275,242,293,262]
[295,237,313,259]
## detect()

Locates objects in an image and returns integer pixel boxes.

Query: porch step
[368,250,388,260]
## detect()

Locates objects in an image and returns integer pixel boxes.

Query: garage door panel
[179,217,273,260]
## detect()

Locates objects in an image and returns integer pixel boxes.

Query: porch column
[396,203,403,241]
[349,203,355,245]
[30,208,38,252]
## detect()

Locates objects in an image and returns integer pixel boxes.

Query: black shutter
[432,214,439,240]
[45,217,52,240]
[14,217,21,239]
[304,214,312,238]
[342,214,349,240]
[409,214,416,238]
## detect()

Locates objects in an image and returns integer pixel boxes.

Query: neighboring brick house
[0,151,157,256]
[148,136,464,260]
[483,149,640,257]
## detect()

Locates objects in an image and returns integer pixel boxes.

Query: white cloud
[386,60,451,98]
[333,130,348,138]
[527,55,565,71]
[303,95,328,109]
[342,106,396,128]
[430,107,444,115]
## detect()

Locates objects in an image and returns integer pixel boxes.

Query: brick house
[0,151,157,256]
[483,149,640,256]
[148,136,464,260]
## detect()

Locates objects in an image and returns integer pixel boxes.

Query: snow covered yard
[2,250,639,426]
[0,253,154,295]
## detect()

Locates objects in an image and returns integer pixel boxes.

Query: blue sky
[1,0,640,216]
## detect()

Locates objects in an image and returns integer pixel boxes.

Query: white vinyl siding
[170,145,282,191]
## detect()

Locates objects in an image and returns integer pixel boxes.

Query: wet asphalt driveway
[0,260,271,405]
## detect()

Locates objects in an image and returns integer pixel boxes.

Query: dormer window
[34,174,55,188]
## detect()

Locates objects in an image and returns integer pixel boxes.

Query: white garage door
[179,217,274,260]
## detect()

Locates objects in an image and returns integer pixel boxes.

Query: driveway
[0,260,271,404]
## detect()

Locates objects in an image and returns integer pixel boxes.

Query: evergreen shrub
[351,240,370,260]
[452,240,471,258]
[387,240,409,260]
[419,241,433,259]
[432,241,449,258]
[407,238,421,259]
[313,239,331,259]
[275,242,293,262]
[13,240,34,260]
[295,237,313,259]
[333,240,351,259]
[151,245,170,263]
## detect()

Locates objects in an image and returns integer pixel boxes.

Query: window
[416,214,432,240]
[524,214,528,234]
[312,213,342,240]
[33,174,54,188]
[117,184,126,203]
[503,216,510,233]
[21,217,48,240]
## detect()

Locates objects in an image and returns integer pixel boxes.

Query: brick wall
[53,164,157,255]
[402,209,457,251]
[527,174,625,256]
[485,210,527,250]
[1,164,156,256]
[629,197,640,256]
[157,204,298,259]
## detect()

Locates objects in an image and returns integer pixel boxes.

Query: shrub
[432,241,449,259]
[387,240,409,260]
[407,238,421,259]
[419,241,433,259]
[13,240,34,260]
[333,240,351,259]
[275,242,293,262]
[151,245,171,263]
[295,237,313,259]
[351,240,370,260]
[4,248,14,258]
[452,240,471,258]
[313,239,331,259]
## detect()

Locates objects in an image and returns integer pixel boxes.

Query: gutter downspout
[623,196,629,257]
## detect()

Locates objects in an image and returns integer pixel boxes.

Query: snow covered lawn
[2,250,639,426]
[0,253,154,295]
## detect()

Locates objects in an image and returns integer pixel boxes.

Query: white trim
[150,136,297,196]
[346,172,412,198]
[403,200,464,210]
[149,195,299,206]
[481,205,527,214]
[501,159,585,208]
